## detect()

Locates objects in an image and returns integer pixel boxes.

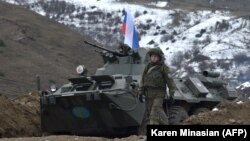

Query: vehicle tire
[193,107,210,115]
[168,106,188,125]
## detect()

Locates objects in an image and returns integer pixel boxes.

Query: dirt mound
[0,92,40,138]
[185,101,250,124]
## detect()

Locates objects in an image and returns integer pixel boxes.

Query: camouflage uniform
[138,48,176,135]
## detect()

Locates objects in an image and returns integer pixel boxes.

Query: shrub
[195,34,202,38]
[209,63,216,70]
[172,30,177,35]
[134,11,141,18]
[193,39,199,46]
[153,32,159,36]
[237,69,250,82]
[215,20,230,32]
[184,65,195,76]
[184,51,192,60]
[147,40,155,45]
[106,12,112,18]
[191,46,200,57]
[160,34,173,43]
[217,60,231,70]
[160,30,167,34]
[171,51,184,69]
[146,19,152,23]
[191,54,211,62]
[233,53,250,64]
[171,12,181,26]
[201,35,211,44]
[198,61,209,71]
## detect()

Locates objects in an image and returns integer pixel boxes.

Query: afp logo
[222,129,247,138]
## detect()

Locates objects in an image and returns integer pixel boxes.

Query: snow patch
[150,1,168,8]
[237,82,250,90]
[212,108,219,111]
[236,101,243,104]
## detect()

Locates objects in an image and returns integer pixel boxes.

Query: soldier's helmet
[117,43,130,49]
[116,43,131,54]
[148,48,164,60]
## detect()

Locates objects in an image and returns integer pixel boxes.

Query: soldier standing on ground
[138,48,176,135]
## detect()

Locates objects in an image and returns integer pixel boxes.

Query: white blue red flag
[122,10,139,49]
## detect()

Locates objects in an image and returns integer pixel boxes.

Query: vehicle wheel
[193,107,210,115]
[169,106,188,125]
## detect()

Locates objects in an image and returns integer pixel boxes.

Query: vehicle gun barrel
[84,40,125,57]
[203,71,220,78]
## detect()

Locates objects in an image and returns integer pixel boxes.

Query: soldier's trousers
[138,87,168,135]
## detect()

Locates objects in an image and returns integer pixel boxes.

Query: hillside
[0,0,249,140]
[125,0,250,12]
[0,1,102,96]
[2,0,250,90]
[168,0,250,13]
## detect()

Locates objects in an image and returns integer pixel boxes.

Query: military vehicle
[40,41,238,136]
[168,70,238,124]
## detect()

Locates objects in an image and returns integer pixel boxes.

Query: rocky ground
[0,92,40,138]
[184,101,250,124]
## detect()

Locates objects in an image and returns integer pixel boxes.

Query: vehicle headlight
[76,65,86,75]
[50,84,57,92]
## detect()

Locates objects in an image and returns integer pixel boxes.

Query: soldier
[138,47,176,135]
[116,42,131,55]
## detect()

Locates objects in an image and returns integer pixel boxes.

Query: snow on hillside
[236,81,250,98]
[237,81,250,90]
[2,0,250,84]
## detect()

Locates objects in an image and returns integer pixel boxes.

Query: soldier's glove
[139,94,145,103]
[137,87,145,103]
[137,87,144,96]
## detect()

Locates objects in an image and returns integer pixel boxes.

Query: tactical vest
[143,65,166,88]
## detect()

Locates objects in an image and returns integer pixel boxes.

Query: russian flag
[122,10,139,49]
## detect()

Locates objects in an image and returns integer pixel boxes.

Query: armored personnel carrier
[40,41,148,136]
[40,41,238,136]
[168,70,238,124]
